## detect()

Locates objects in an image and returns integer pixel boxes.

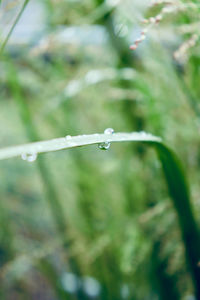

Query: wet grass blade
[0,131,200,296]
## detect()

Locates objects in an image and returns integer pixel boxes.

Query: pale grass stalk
[0,0,30,56]
[0,131,161,161]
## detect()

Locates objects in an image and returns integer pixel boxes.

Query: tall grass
[1,0,200,299]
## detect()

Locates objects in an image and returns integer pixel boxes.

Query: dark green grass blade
[152,142,200,298]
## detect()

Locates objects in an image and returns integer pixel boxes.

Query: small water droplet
[21,152,37,162]
[104,128,114,134]
[98,128,114,150]
[65,135,72,140]
[98,142,111,150]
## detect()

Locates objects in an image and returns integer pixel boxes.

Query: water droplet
[21,152,37,162]
[65,135,72,140]
[98,128,114,150]
[104,128,114,134]
[98,142,111,150]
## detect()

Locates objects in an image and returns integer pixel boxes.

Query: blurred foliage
[0,0,200,299]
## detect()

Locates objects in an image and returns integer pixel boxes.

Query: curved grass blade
[0,132,160,160]
[0,131,199,296]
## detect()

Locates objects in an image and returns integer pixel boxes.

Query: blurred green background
[0,0,200,299]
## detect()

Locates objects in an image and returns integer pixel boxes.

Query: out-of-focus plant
[1,0,200,299]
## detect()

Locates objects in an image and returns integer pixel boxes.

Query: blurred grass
[0,0,200,299]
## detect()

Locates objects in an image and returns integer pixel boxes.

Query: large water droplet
[104,128,114,134]
[21,152,37,162]
[98,141,111,150]
[98,128,114,150]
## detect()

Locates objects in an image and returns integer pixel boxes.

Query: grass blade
[155,143,200,298]
[0,0,30,56]
[0,131,200,296]
[0,132,161,160]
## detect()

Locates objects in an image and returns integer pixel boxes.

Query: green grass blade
[0,132,161,160]
[154,143,200,298]
[0,131,199,296]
